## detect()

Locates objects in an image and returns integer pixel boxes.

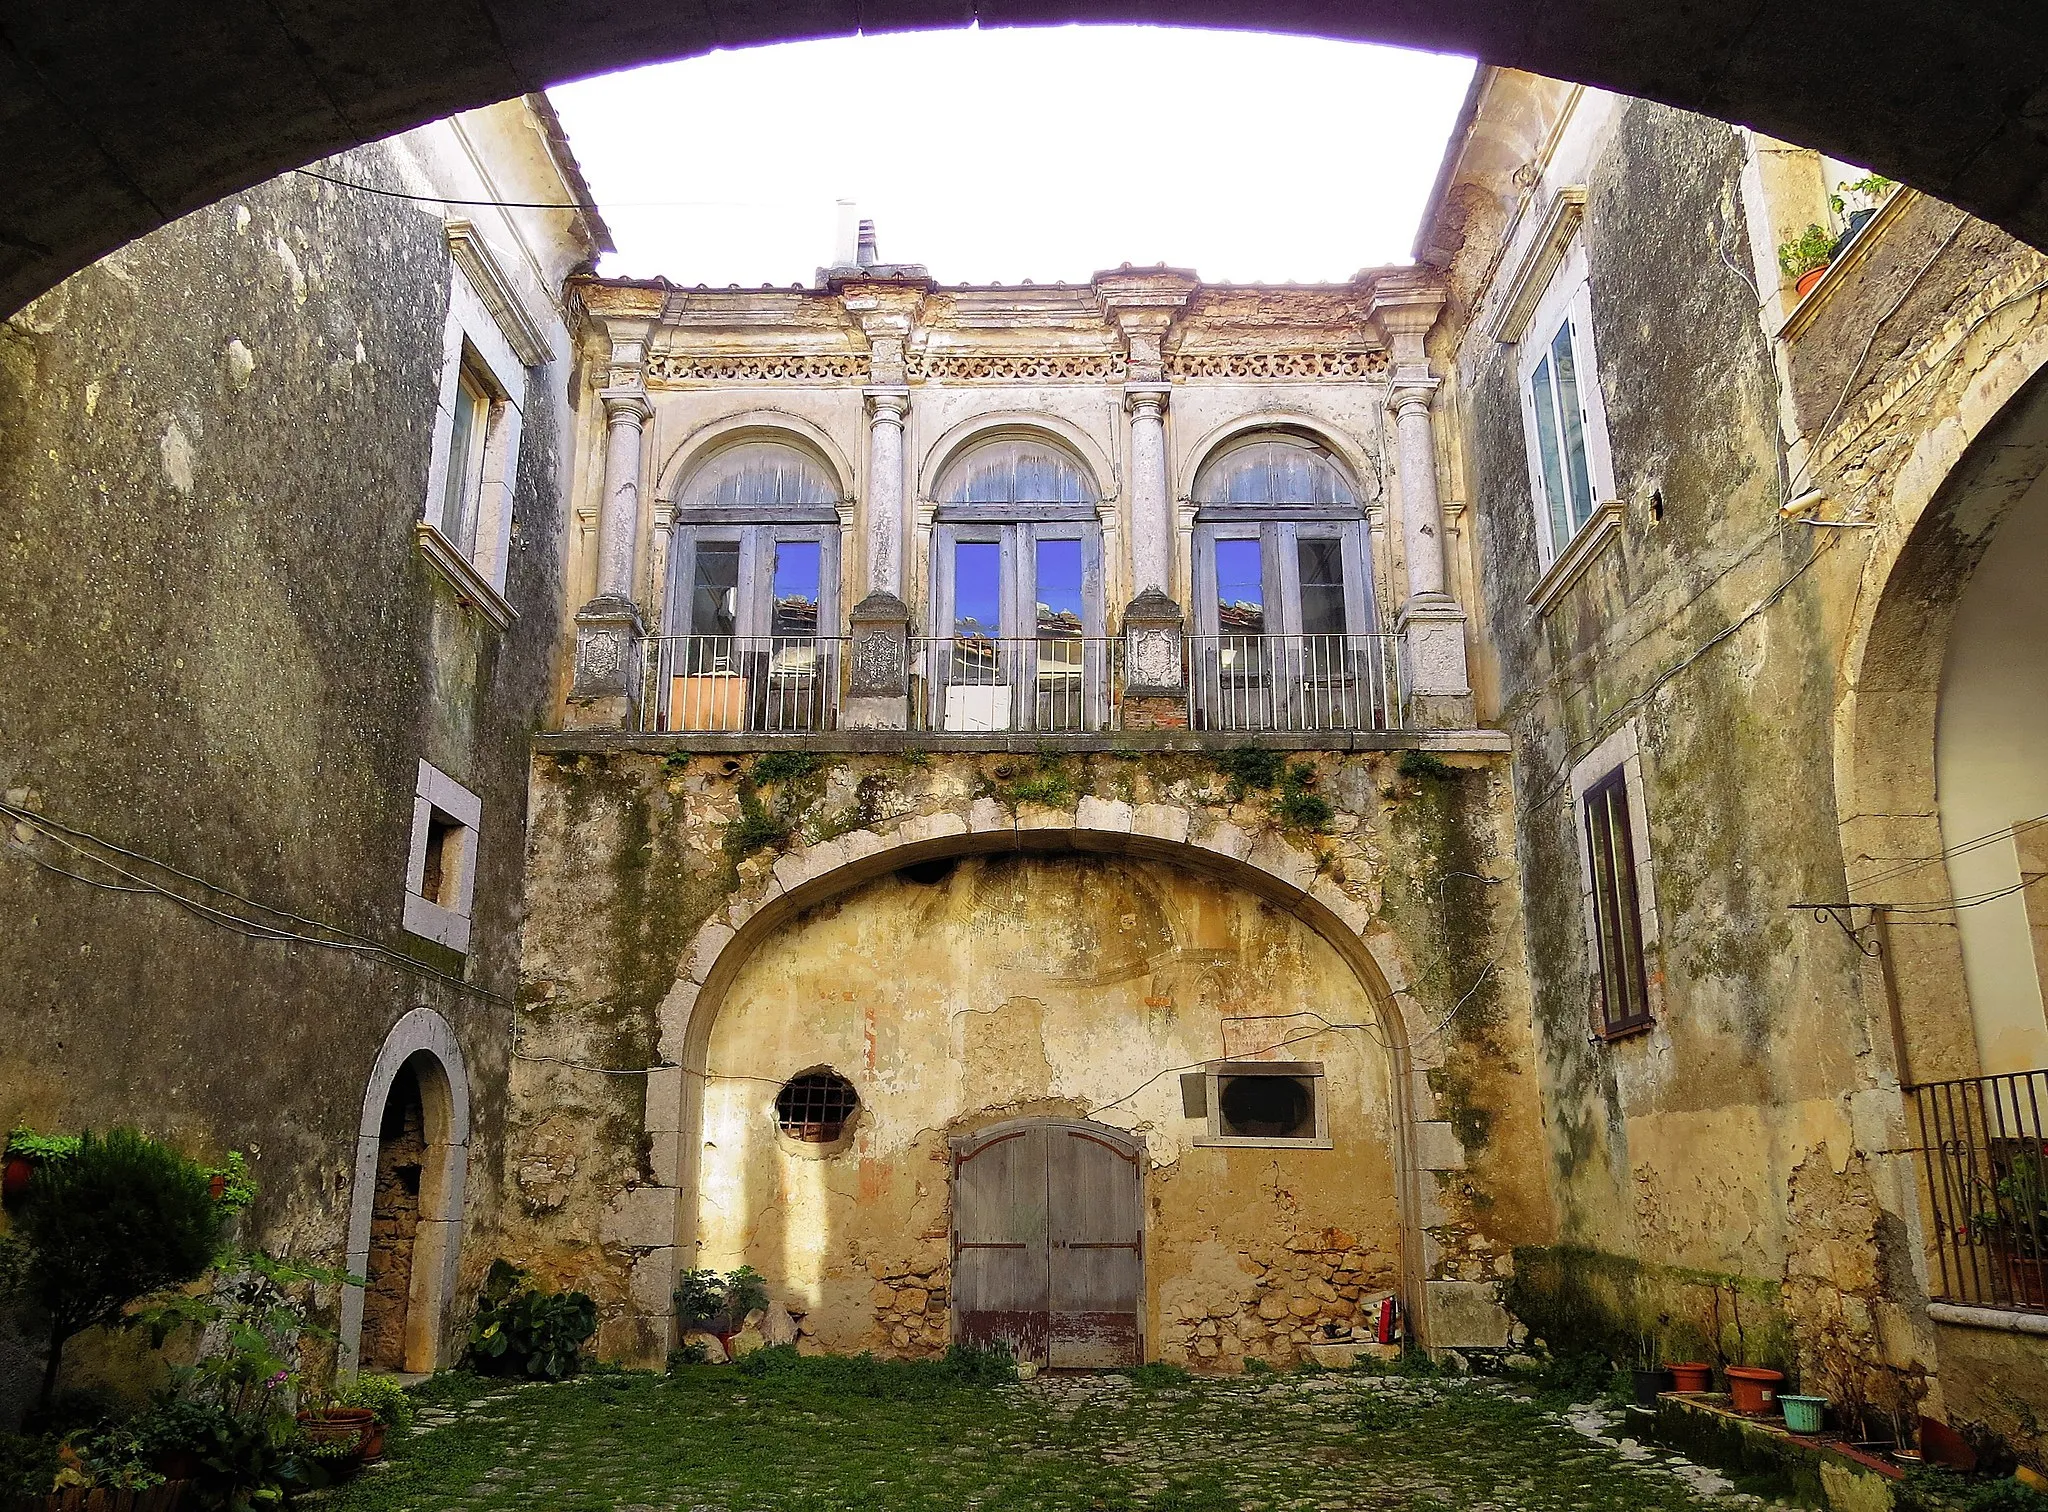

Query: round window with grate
[774,1071,860,1144]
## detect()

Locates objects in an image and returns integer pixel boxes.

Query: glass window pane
[1529,354,1571,553]
[771,540,820,638]
[1297,538,1347,639]
[952,541,1002,640]
[1551,321,1596,532]
[938,441,1090,507]
[1585,774,1649,1031]
[684,442,837,509]
[443,371,487,552]
[690,542,739,640]
[1193,439,1355,508]
[1034,538,1084,639]
[1213,538,1265,636]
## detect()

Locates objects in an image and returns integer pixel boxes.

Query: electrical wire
[1846,811,2048,896]
[294,167,774,214]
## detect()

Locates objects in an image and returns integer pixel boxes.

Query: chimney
[856,219,880,269]
[833,199,859,267]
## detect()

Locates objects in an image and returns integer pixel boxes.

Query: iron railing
[1908,1069,2048,1312]
[1188,632,1406,733]
[644,635,845,733]
[913,635,1121,733]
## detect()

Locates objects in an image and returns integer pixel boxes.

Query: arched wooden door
[950,1119,1144,1367]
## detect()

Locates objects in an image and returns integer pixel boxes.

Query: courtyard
[324,1359,1770,1512]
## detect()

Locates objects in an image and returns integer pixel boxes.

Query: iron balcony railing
[1908,1069,2048,1312]
[913,635,1121,733]
[1188,631,1407,733]
[645,635,845,733]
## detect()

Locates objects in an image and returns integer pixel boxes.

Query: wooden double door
[950,1118,1144,1368]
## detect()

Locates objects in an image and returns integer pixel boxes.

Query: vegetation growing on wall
[1503,1245,1794,1375]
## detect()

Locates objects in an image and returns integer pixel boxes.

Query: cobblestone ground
[327,1367,1774,1512]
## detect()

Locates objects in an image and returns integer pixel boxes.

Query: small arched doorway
[340,1010,471,1373]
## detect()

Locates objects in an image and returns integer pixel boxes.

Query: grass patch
[734,1343,1016,1397]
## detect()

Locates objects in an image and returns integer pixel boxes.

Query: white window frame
[1189,1061,1331,1150]
[1568,721,1663,1038]
[403,760,481,956]
[1517,240,1616,569]
[417,247,534,626]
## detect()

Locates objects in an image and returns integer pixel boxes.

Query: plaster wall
[697,852,1402,1367]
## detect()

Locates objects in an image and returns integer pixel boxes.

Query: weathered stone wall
[1438,90,1901,1386]
[0,104,592,1410]
[513,741,1549,1365]
[361,1069,427,1371]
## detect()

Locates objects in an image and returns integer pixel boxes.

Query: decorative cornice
[1167,349,1387,380]
[907,350,1127,383]
[644,351,865,385]
[445,219,555,368]
[415,524,516,630]
[1488,187,1588,344]
[1527,499,1625,615]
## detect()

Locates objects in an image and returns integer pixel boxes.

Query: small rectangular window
[1192,1061,1331,1149]
[403,761,480,956]
[1296,537,1348,640]
[1584,768,1651,1034]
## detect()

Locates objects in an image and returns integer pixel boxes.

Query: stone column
[568,384,652,730]
[863,386,910,601]
[1370,282,1472,729]
[1125,384,1173,603]
[844,385,912,730]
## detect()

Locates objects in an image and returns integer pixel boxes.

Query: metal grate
[775,1071,860,1143]
[1907,1069,2048,1311]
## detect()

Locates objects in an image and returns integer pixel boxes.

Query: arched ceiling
[4,0,2048,316]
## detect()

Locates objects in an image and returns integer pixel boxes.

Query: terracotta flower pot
[1999,1248,2048,1307]
[1726,1365,1784,1415]
[360,1421,387,1461]
[209,1172,227,1201]
[1796,265,1828,299]
[1668,1361,1713,1393]
[299,1406,376,1457]
[2,1153,31,1202]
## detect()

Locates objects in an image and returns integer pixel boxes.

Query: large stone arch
[338,1007,472,1373]
[624,797,1476,1355]
[1834,330,2048,1085]
[14,5,2048,322]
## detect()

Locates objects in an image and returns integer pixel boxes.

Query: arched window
[1190,433,1383,731]
[662,440,842,732]
[928,437,1104,732]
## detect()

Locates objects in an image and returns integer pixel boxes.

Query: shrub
[734,1343,1015,1397]
[465,1260,598,1380]
[1216,747,1284,798]
[0,1128,225,1403]
[673,1265,769,1335]
[329,1372,417,1431]
[1126,1361,1190,1388]
[1397,750,1457,782]
[1778,222,1835,280]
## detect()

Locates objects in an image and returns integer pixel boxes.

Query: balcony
[638,629,1412,738]
[1908,1069,2048,1313]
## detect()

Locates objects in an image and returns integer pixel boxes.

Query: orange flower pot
[1668,1361,1713,1393]
[1796,265,1828,299]
[1726,1365,1784,1415]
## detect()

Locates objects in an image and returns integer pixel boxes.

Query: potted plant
[1726,1358,1786,1416]
[3,1127,81,1204]
[1831,173,1897,243]
[673,1264,769,1346]
[1780,1392,1828,1434]
[328,1373,416,1461]
[1629,1334,1674,1407]
[1971,1148,2048,1306]
[1779,223,1836,299]
[1667,1360,1713,1392]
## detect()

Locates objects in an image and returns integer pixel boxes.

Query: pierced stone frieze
[1166,350,1388,380]
[907,350,1128,383]
[644,352,866,385]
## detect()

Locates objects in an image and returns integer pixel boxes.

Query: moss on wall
[1504,1244,1794,1374]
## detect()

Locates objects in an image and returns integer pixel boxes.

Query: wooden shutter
[1046,1127,1144,1367]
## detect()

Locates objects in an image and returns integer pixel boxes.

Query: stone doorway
[950,1118,1144,1368]
[361,1059,427,1371]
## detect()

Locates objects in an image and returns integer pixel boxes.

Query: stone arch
[1178,411,1381,510]
[915,411,1117,511]
[1835,344,2048,1084]
[338,1007,472,1373]
[653,410,857,505]
[632,800,1472,1354]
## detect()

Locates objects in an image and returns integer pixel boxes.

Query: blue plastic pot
[1781,1394,1827,1434]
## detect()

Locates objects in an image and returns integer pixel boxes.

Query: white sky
[548,28,1475,287]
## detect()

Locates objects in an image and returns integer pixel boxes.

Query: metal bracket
[1793,901,1885,958]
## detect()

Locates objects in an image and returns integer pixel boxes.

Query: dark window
[421,811,463,908]
[1217,1074,1315,1140]
[775,1071,860,1143]
[690,542,740,640]
[1585,768,1652,1034]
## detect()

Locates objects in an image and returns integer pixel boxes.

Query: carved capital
[864,386,911,424]
[1124,382,1171,420]
[1366,286,1446,378]
[600,386,652,427]
[1388,378,1440,417]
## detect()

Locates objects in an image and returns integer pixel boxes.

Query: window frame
[1189,1061,1331,1150]
[420,266,530,607]
[666,523,841,646]
[1569,722,1662,1041]
[403,760,481,956]
[1517,239,1616,569]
